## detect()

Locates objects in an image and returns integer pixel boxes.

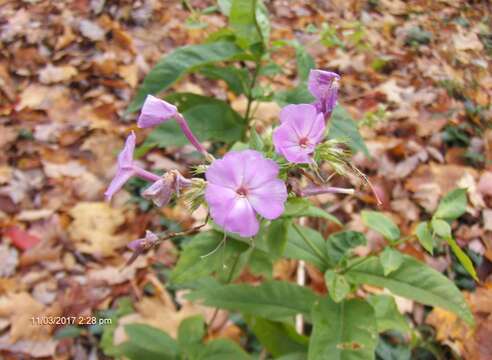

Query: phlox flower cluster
[106,69,345,248]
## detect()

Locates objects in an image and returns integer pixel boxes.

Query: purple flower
[136,95,207,156]
[205,150,287,237]
[272,104,325,164]
[104,132,160,201]
[127,230,159,252]
[142,170,192,207]
[308,69,340,117]
[137,95,178,128]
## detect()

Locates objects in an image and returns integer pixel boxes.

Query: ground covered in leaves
[0,0,491,359]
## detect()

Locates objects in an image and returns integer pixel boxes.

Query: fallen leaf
[39,64,78,84]
[43,160,87,179]
[5,227,41,251]
[68,202,129,256]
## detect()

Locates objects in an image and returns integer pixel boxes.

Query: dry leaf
[68,202,129,256]
[39,64,77,84]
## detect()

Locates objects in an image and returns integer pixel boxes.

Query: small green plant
[99,1,476,359]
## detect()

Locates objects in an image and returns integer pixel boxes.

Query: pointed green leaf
[324,270,350,303]
[308,298,378,360]
[229,0,262,49]
[329,105,369,156]
[345,256,474,325]
[325,231,367,265]
[246,317,308,357]
[120,324,178,360]
[282,198,341,225]
[266,218,290,258]
[446,237,478,281]
[415,222,434,254]
[188,281,319,321]
[198,339,250,360]
[128,42,244,112]
[366,295,411,335]
[170,231,248,284]
[380,248,404,276]
[431,219,452,238]
[178,315,205,349]
[435,188,467,220]
[361,211,400,243]
[285,224,329,270]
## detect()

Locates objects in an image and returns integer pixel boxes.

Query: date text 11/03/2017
[31,316,112,326]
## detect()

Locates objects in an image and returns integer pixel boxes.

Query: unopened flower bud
[127,230,159,252]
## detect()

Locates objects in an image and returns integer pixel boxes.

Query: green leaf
[248,248,273,278]
[282,198,341,225]
[275,84,315,106]
[255,1,270,44]
[308,298,378,360]
[246,317,308,357]
[249,127,264,151]
[446,237,478,281]
[380,248,404,276]
[324,270,350,303]
[120,324,178,360]
[366,295,411,335]
[188,281,319,321]
[434,188,467,220]
[229,0,262,49]
[345,256,474,325]
[178,315,205,349]
[142,93,246,150]
[431,218,452,238]
[325,231,367,265]
[293,43,315,81]
[361,211,400,243]
[415,222,434,254]
[329,105,369,156]
[128,41,243,112]
[200,65,249,95]
[170,231,248,284]
[375,337,411,360]
[54,325,83,339]
[285,224,329,271]
[266,218,290,258]
[198,339,251,360]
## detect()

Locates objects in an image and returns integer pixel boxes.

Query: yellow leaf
[68,202,129,256]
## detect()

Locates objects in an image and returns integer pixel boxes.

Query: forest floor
[0,0,491,358]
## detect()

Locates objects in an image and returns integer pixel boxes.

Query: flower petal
[307,112,326,144]
[118,132,136,168]
[223,197,259,237]
[308,69,340,100]
[205,183,259,237]
[137,95,178,128]
[248,179,287,219]
[279,104,318,137]
[104,168,134,201]
[205,183,238,225]
[205,153,243,189]
[240,150,280,189]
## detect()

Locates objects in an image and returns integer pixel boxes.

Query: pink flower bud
[127,230,159,252]
[137,95,178,128]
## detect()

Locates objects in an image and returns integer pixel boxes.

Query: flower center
[236,186,248,197]
[299,137,310,148]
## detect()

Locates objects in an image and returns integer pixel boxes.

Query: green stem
[341,255,373,275]
[244,60,261,135]
[292,223,327,263]
[207,252,241,328]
